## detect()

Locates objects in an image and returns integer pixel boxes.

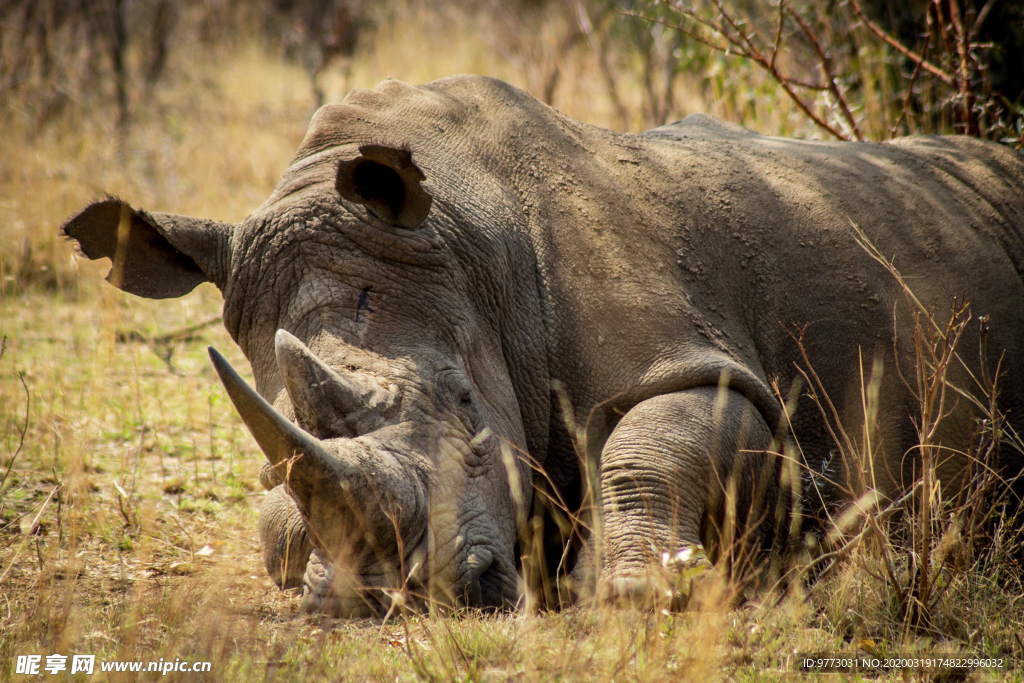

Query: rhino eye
[435,370,475,421]
[456,392,479,432]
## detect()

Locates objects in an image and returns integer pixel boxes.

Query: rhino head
[63,80,551,614]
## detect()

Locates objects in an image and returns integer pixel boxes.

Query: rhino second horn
[274,329,397,437]
[208,346,339,486]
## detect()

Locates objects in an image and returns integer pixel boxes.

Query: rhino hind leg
[596,387,777,608]
[259,485,314,590]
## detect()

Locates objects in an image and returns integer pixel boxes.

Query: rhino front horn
[274,329,397,438]
[208,346,340,487]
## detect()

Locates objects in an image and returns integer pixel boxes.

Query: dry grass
[2,3,1023,681]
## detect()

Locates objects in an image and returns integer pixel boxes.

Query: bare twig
[579,5,630,131]
[970,0,996,38]
[783,323,862,487]
[786,5,863,139]
[1,370,30,491]
[847,0,955,85]
[542,29,587,105]
[947,0,979,135]
[710,0,762,58]
[658,31,685,124]
[0,485,60,584]
[770,0,785,72]
[624,7,848,139]
[113,481,137,530]
[932,0,958,85]
[891,21,932,138]
[806,488,913,590]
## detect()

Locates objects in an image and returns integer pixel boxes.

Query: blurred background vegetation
[2,0,1021,294]
[2,0,1021,136]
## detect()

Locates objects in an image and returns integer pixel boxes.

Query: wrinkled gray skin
[63,76,1024,614]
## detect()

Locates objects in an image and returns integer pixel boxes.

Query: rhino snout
[212,332,522,614]
[209,342,428,572]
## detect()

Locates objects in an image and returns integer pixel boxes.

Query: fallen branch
[115,316,223,373]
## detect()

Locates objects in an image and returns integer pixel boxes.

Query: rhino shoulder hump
[641,113,760,142]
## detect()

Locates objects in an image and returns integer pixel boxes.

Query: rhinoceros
[63,76,1024,614]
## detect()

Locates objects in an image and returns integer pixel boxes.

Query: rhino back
[262,74,1024,497]
[522,108,1024,495]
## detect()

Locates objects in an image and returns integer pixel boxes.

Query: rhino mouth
[298,539,516,617]
[299,548,429,618]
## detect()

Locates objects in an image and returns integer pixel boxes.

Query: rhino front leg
[598,386,777,606]
[260,484,314,590]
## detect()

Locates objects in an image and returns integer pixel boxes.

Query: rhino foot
[599,543,718,611]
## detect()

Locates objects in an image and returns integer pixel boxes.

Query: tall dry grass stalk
[769,224,1024,651]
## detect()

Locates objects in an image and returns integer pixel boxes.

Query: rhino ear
[62,198,232,299]
[336,145,433,229]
